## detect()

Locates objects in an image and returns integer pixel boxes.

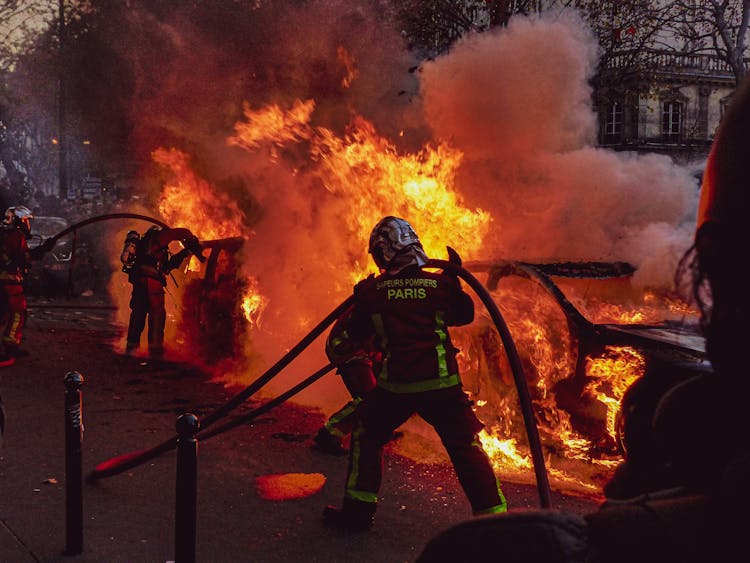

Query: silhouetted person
[121,226,204,359]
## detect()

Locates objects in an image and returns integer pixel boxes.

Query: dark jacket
[338,265,474,393]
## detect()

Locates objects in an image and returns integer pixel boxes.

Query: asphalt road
[0,296,600,562]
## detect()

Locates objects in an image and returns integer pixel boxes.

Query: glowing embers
[584,346,645,442]
[255,472,327,501]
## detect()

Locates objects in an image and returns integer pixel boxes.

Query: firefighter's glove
[183,236,206,263]
[29,237,56,260]
[447,246,462,267]
[174,248,191,264]
[442,246,462,279]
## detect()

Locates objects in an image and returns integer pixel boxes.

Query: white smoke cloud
[417,10,699,287]
[112,5,702,411]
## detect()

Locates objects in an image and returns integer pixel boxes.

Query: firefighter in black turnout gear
[324,216,507,532]
[121,226,204,359]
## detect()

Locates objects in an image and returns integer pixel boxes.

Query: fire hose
[88,261,552,509]
[197,362,336,441]
[87,296,354,480]
[88,362,337,479]
[38,213,170,248]
[429,258,551,509]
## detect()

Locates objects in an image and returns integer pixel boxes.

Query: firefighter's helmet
[368,216,424,270]
[125,229,140,244]
[4,206,33,237]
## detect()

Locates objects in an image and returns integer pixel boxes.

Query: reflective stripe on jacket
[343,265,473,393]
[0,229,31,283]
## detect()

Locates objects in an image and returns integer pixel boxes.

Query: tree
[667,0,750,84]
[0,1,55,72]
[391,1,494,58]
[0,1,58,205]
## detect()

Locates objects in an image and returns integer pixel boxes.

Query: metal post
[63,371,84,556]
[174,413,199,563]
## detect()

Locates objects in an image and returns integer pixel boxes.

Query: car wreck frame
[466,259,710,455]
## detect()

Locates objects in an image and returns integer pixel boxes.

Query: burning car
[454,259,708,480]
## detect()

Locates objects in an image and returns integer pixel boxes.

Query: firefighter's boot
[323,498,376,532]
[312,427,347,456]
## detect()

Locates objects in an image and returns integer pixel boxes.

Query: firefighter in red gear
[323,216,507,532]
[312,305,380,456]
[0,206,51,365]
[122,225,204,359]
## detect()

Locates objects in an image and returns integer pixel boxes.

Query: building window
[720,95,732,120]
[601,101,622,144]
[661,101,682,142]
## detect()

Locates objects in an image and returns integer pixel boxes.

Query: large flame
[229,102,491,283]
[154,147,246,240]
[153,94,698,496]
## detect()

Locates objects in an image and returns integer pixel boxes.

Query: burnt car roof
[468,259,706,361]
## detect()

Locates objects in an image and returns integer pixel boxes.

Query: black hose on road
[426,259,551,509]
[90,260,551,509]
[88,297,353,481]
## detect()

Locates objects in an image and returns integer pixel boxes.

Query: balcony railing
[604,49,749,76]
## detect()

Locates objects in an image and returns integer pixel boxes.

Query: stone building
[594,49,740,166]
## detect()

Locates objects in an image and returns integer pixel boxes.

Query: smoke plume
[97,4,699,410]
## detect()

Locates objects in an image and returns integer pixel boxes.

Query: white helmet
[4,206,33,237]
[368,216,427,271]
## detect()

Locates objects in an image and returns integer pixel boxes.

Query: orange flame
[241,276,267,330]
[228,99,315,151]
[153,97,698,495]
[153,147,246,241]
[311,117,491,281]
[229,100,491,282]
[337,46,359,88]
[585,346,645,440]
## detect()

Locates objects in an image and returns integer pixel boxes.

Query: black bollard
[63,371,84,556]
[174,413,199,563]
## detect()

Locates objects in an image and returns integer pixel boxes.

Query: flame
[569,285,701,326]
[241,276,267,329]
[337,46,359,88]
[153,147,246,241]
[479,431,532,470]
[153,146,269,330]
[585,346,645,440]
[229,100,490,283]
[151,97,699,495]
[228,99,315,151]
[311,119,490,281]
[454,276,670,492]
